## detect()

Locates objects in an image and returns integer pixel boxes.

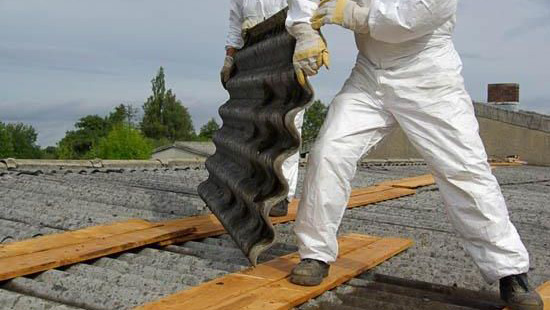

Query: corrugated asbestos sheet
[198,9,314,264]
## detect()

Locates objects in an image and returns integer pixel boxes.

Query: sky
[0,0,549,147]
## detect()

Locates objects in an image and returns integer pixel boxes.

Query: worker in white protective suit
[222,0,305,217]
[285,0,543,309]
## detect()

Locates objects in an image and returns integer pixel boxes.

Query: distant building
[152,141,215,162]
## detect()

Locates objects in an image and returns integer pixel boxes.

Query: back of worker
[223,0,304,217]
[226,0,288,50]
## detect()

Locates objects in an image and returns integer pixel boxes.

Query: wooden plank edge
[0,227,196,282]
[0,219,159,259]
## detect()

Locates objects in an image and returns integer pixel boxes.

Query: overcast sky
[1,0,549,147]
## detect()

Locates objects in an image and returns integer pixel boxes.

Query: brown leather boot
[269,199,289,217]
[500,273,543,310]
[290,259,330,286]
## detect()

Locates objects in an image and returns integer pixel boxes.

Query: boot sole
[290,274,324,286]
[507,302,544,310]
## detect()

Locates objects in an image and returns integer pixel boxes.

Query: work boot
[290,259,330,286]
[500,273,543,310]
[269,199,289,217]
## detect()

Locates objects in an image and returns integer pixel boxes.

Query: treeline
[55,67,221,160]
[1,67,328,160]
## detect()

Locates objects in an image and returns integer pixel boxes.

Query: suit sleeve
[285,0,319,28]
[368,0,457,43]
[225,0,245,49]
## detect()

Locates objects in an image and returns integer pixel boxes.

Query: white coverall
[227,0,305,201]
[286,0,530,283]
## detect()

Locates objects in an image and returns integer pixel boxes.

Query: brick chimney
[487,83,519,111]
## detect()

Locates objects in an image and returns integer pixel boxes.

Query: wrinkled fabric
[288,0,530,284]
[226,0,288,49]
[283,110,305,200]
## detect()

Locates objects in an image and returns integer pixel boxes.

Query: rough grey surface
[0,164,548,310]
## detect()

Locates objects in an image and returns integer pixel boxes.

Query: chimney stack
[487,83,520,111]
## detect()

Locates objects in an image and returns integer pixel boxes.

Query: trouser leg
[296,84,396,263]
[389,83,530,283]
[282,110,305,200]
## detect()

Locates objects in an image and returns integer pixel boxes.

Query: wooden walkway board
[135,234,413,310]
[159,185,415,247]
[377,174,435,189]
[0,219,156,259]
[539,282,550,310]
[0,222,195,281]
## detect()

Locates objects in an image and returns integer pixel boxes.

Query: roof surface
[0,163,548,310]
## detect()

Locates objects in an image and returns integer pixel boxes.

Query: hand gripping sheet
[198,9,314,265]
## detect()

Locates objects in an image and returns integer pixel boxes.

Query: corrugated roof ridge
[0,158,205,170]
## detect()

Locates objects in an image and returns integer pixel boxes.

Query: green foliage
[198,118,220,141]
[141,67,196,142]
[0,122,42,159]
[57,115,109,159]
[302,100,328,142]
[91,125,152,160]
[0,122,13,158]
[57,104,140,159]
[41,146,59,159]
[107,104,139,128]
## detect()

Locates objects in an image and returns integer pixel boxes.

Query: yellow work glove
[311,0,370,34]
[288,23,330,87]
[220,55,235,84]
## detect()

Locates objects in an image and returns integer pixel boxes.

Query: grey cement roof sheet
[0,164,548,310]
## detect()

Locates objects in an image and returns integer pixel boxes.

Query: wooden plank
[503,281,550,310]
[348,187,416,208]
[0,219,156,259]
[377,174,435,189]
[0,225,195,281]
[135,234,412,310]
[350,185,395,197]
[159,185,417,247]
[539,282,550,310]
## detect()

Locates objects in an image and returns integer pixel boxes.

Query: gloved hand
[220,55,235,84]
[311,0,370,34]
[288,23,330,86]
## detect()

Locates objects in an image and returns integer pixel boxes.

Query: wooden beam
[135,234,413,310]
[0,219,156,259]
[377,174,436,189]
[0,223,195,281]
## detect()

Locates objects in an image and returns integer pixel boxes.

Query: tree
[57,104,140,159]
[91,125,153,160]
[302,100,328,142]
[0,122,13,158]
[107,104,139,128]
[57,115,109,159]
[0,122,41,159]
[141,67,196,142]
[198,118,220,141]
